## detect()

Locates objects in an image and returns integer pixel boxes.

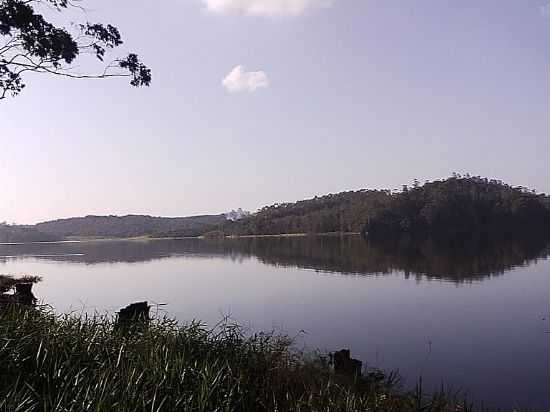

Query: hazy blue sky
[2,0,550,224]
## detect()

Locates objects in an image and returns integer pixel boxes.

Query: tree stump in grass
[0,276,40,309]
[117,302,150,328]
[14,283,36,306]
[331,349,363,377]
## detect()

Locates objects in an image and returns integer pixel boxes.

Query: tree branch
[0,0,151,99]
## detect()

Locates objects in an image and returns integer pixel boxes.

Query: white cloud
[203,0,334,17]
[541,4,550,17]
[222,65,270,93]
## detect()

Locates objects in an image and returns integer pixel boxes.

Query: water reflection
[2,236,550,411]
[1,235,549,282]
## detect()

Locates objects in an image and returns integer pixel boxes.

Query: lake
[1,235,550,411]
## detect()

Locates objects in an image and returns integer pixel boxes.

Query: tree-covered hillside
[36,215,227,239]
[225,176,550,238]
[0,224,61,243]
[3,176,548,242]
[223,190,390,235]
[366,176,550,238]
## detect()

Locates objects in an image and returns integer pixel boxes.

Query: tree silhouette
[0,0,151,99]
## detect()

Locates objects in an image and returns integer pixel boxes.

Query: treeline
[35,214,226,239]
[224,176,550,238]
[366,176,550,238]
[223,190,390,235]
[0,223,61,243]
[0,215,227,243]
[3,176,549,242]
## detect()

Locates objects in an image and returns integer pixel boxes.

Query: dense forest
[365,176,550,238]
[224,176,550,238]
[223,190,390,235]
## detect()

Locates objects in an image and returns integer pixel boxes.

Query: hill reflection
[0,235,548,282]
[240,235,550,282]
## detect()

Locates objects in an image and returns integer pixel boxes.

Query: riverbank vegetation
[0,303,484,412]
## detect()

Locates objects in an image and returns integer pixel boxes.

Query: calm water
[1,236,550,411]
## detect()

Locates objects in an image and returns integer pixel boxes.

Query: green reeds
[0,306,478,412]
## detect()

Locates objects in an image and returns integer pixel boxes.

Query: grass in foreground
[0,306,481,412]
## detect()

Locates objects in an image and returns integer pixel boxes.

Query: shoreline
[0,232,362,245]
[223,232,361,239]
[0,302,482,411]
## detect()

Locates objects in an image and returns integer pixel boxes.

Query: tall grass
[0,306,480,412]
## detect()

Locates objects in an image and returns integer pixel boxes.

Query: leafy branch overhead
[0,0,151,99]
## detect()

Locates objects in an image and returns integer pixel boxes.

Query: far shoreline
[0,232,362,246]
[222,232,361,239]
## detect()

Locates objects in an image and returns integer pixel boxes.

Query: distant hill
[224,176,550,238]
[4,176,549,243]
[0,224,61,243]
[35,214,227,239]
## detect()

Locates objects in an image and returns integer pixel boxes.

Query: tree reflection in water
[1,234,549,283]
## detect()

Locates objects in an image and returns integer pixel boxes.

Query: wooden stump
[14,283,36,306]
[117,302,150,327]
[331,349,362,377]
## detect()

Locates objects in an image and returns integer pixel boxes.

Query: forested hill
[3,176,549,242]
[223,190,390,235]
[35,215,227,239]
[224,176,550,238]
[0,214,227,243]
[365,177,550,238]
[0,224,61,243]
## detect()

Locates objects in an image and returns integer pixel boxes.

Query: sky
[1,0,550,224]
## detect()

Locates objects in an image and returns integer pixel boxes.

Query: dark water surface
[1,236,550,411]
